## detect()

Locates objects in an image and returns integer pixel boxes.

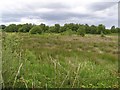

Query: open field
[2,32,119,88]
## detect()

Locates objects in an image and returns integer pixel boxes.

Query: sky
[0,0,119,28]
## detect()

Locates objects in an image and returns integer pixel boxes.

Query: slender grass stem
[13,63,23,88]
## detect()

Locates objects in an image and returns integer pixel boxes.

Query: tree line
[0,23,119,36]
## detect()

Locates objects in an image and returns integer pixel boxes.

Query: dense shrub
[111,26,116,33]
[2,23,120,35]
[101,31,105,37]
[62,28,74,35]
[90,25,97,34]
[77,26,86,37]
[97,24,106,34]
[29,26,42,34]
[4,24,18,32]
[18,24,33,32]
[48,26,55,33]
[104,29,111,34]
[0,25,6,29]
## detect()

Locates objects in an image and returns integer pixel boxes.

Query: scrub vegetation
[1,23,119,88]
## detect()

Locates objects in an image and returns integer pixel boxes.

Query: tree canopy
[29,26,42,34]
[1,23,120,35]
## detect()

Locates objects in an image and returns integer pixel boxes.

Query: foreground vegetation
[2,32,119,88]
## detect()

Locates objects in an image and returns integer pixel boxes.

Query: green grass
[2,32,119,88]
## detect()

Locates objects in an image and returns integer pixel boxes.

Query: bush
[48,26,55,33]
[4,24,18,32]
[101,31,105,37]
[62,28,74,35]
[29,26,42,34]
[18,24,33,32]
[18,27,24,32]
[77,27,86,37]
[104,29,111,34]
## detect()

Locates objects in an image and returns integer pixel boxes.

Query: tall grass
[2,32,119,88]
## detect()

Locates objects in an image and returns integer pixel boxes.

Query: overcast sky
[0,0,119,28]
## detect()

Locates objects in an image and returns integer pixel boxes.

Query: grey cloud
[2,17,20,22]
[1,2,71,23]
[1,1,118,28]
[39,11,91,21]
[2,6,92,23]
[24,2,70,11]
[88,2,117,11]
[43,3,69,9]
[1,8,110,24]
[2,11,30,23]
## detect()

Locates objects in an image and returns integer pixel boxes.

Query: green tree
[101,31,105,37]
[0,25,6,29]
[72,24,79,32]
[85,24,91,34]
[44,26,49,33]
[59,24,69,33]
[65,23,79,32]
[4,24,17,32]
[48,26,55,33]
[59,26,66,33]
[104,29,111,34]
[77,25,86,37]
[97,24,106,34]
[116,27,120,33]
[65,28,73,35]
[40,23,46,32]
[18,23,33,32]
[111,26,117,33]
[90,25,97,34]
[55,24,60,33]
[29,26,42,34]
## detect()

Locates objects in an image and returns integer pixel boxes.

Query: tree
[29,26,42,34]
[104,29,111,34]
[101,31,105,37]
[18,23,33,32]
[44,26,49,33]
[4,24,17,32]
[47,24,60,33]
[62,28,74,35]
[48,26,55,33]
[65,23,79,32]
[59,26,66,33]
[77,25,86,37]
[55,24,60,33]
[111,26,117,33]
[0,25,6,29]
[72,24,79,32]
[59,24,68,33]
[90,25,97,34]
[116,27,120,33]
[85,24,91,34]
[97,24,105,34]
[66,23,73,31]
[40,23,46,32]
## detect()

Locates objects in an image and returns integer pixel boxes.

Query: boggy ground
[2,32,119,88]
